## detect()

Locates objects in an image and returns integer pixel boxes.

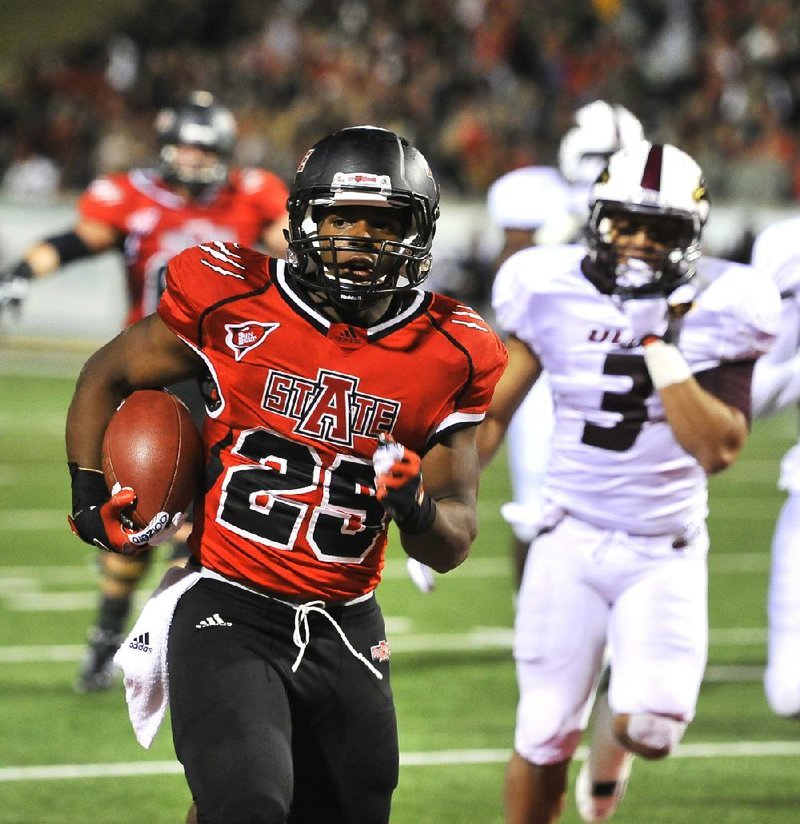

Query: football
[102,389,204,528]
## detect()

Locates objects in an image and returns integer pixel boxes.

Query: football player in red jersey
[65,126,507,824]
[0,90,290,694]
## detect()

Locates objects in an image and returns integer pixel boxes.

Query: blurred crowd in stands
[1,0,800,205]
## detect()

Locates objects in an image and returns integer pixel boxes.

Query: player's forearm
[26,222,119,279]
[66,344,135,469]
[642,338,747,472]
[399,498,477,573]
[660,381,748,474]
[24,241,62,278]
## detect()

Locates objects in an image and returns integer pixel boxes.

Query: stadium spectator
[1,137,61,200]
[3,2,800,204]
[0,90,290,693]
[64,125,506,824]
[477,141,780,823]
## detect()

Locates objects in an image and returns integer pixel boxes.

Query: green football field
[2,341,800,824]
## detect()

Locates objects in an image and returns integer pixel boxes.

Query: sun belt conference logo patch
[225,322,279,362]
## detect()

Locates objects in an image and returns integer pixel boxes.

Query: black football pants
[168,578,398,824]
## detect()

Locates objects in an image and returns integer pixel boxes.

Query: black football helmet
[154,90,237,195]
[285,126,440,309]
[584,141,710,298]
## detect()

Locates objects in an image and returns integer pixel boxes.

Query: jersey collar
[273,261,432,339]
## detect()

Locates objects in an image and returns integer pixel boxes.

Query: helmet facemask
[587,201,702,298]
[155,91,237,198]
[158,144,230,197]
[288,196,433,310]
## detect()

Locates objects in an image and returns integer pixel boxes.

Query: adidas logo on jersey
[129,632,153,653]
[330,323,364,349]
[195,613,233,630]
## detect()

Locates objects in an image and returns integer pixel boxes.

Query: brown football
[102,389,204,528]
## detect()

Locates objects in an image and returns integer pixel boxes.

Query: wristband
[642,339,692,389]
[45,231,91,265]
[68,461,109,514]
[394,491,437,534]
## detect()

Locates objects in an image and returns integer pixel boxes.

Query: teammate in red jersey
[0,90,290,693]
[65,125,507,824]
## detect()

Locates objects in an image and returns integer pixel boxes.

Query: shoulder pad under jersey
[492,244,584,335]
[685,257,781,363]
[159,242,271,340]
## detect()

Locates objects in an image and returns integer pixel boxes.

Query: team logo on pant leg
[370,639,391,663]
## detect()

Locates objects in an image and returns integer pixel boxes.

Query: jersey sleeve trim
[424,412,484,452]
[174,333,227,419]
[195,250,274,349]
[424,309,476,410]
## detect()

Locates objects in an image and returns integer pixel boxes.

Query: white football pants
[765,493,800,716]
[513,512,708,765]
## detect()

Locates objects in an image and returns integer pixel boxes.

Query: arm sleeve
[457,329,509,417]
[695,360,754,423]
[156,248,205,346]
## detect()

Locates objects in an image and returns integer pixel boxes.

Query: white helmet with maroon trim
[585,141,710,297]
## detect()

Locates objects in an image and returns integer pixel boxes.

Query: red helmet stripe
[640,144,663,191]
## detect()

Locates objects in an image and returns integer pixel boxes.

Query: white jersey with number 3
[494,244,780,535]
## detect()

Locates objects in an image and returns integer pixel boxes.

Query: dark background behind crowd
[2,0,800,206]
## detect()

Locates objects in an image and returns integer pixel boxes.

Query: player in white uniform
[486,166,570,582]
[750,216,800,717]
[478,142,780,823]
[558,101,646,241]
[485,102,644,587]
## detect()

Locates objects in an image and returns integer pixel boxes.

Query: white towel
[112,565,201,749]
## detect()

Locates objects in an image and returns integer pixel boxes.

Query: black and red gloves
[372,435,437,534]
[67,463,183,555]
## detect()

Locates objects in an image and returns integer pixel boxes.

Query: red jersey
[158,242,507,601]
[78,168,288,326]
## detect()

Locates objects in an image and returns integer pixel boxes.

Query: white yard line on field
[3,741,800,782]
[0,637,767,669]
[0,552,774,585]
